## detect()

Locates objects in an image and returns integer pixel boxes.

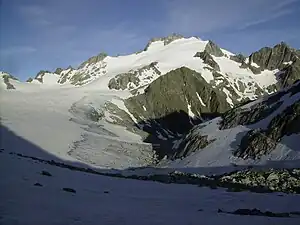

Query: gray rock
[34,70,51,83]
[2,74,17,89]
[108,62,160,90]
[125,67,230,134]
[220,100,283,130]
[230,54,246,63]
[26,77,33,83]
[62,187,76,193]
[173,133,215,159]
[143,33,184,51]
[78,52,107,69]
[205,40,224,57]
[41,170,52,177]
[194,51,220,71]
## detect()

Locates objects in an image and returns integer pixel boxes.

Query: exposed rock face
[194,51,220,71]
[144,33,184,51]
[2,73,17,89]
[103,101,148,139]
[78,52,107,69]
[125,67,230,135]
[35,70,51,83]
[26,77,33,83]
[230,54,246,63]
[249,42,296,71]
[69,73,91,86]
[58,68,74,84]
[108,73,139,90]
[278,59,300,88]
[205,40,224,57]
[220,80,300,131]
[237,42,300,81]
[220,100,283,130]
[172,126,216,159]
[54,68,63,74]
[235,100,300,159]
[235,129,278,159]
[108,62,161,90]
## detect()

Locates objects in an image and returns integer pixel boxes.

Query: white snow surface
[1,149,300,225]
[0,85,153,170]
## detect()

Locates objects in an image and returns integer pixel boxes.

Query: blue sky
[1,0,300,80]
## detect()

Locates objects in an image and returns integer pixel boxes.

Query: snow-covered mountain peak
[143,33,185,51]
[3,37,300,113]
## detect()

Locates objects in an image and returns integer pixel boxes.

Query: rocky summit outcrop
[248,42,297,71]
[34,70,52,83]
[26,77,33,83]
[239,42,300,85]
[78,52,107,69]
[125,67,230,136]
[1,73,18,89]
[143,33,184,51]
[54,68,64,75]
[194,51,220,71]
[205,40,224,57]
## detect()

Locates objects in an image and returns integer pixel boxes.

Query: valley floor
[1,148,300,225]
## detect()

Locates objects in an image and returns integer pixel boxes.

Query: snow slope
[0,83,154,169]
[1,146,300,225]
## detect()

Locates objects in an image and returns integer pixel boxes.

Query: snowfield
[1,144,300,225]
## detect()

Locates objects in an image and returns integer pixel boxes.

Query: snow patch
[196,92,206,106]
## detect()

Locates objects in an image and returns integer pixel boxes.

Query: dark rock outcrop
[218,208,292,218]
[78,52,107,69]
[26,77,33,83]
[108,62,161,90]
[143,33,184,51]
[230,54,246,64]
[125,67,230,134]
[2,74,17,89]
[41,170,52,177]
[194,51,220,71]
[220,99,283,130]
[235,100,300,159]
[205,40,224,57]
[239,42,299,81]
[172,127,216,159]
[34,70,51,83]
[62,187,76,193]
[54,68,63,75]
[277,59,300,88]
[249,42,296,71]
